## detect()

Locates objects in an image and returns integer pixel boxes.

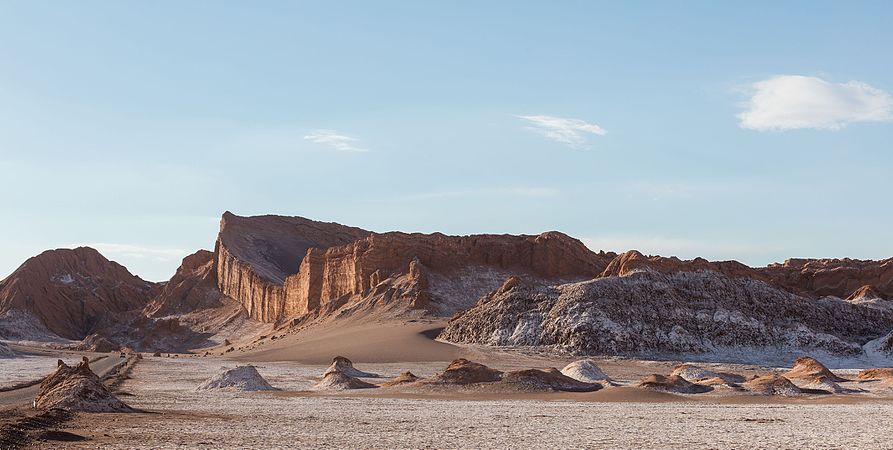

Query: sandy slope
[236,318,462,364]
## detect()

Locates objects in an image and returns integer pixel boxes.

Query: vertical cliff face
[214,212,372,322]
[214,213,614,323]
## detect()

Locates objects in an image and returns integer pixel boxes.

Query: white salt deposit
[196,365,275,391]
[560,359,609,382]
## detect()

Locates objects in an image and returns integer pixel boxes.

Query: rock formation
[0,247,155,341]
[215,212,612,323]
[196,365,275,391]
[636,374,712,394]
[323,356,379,378]
[33,357,133,412]
[315,371,378,390]
[381,371,420,387]
[670,364,744,384]
[501,368,602,392]
[856,368,893,383]
[560,359,610,383]
[426,359,504,385]
[760,258,893,300]
[440,269,893,363]
[742,374,802,396]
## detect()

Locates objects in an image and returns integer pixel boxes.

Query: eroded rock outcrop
[440,270,893,363]
[323,356,379,378]
[761,258,893,300]
[501,368,602,392]
[636,374,712,394]
[426,359,504,385]
[0,247,155,340]
[742,374,802,396]
[560,359,610,383]
[34,357,133,412]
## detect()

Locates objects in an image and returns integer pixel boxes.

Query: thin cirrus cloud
[303,130,369,152]
[517,115,606,148]
[737,75,893,131]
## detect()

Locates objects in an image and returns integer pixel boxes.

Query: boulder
[196,365,275,391]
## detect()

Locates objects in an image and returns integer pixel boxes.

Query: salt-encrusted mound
[0,342,16,358]
[315,371,377,390]
[636,374,712,394]
[671,364,746,384]
[560,359,609,383]
[742,374,802,396]
[33,357,133,412]
[323,356,379,378]
[502,368,602,392]
[857,368,893,382]
[381,371,420,387]
[426,359,503,385]
[196,365,275,391]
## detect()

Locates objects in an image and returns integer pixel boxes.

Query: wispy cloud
[518,114,606,148]
[737,75,893,131]
[303,130,369,152]
[403,186,559,201]
[78,243,190,261]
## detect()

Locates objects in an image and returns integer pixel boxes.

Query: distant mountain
[2,212,892,363]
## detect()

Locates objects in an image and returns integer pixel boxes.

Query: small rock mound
[315,371,378,390]
[0,342,16,359]
[502,368,602,392]
[560,359,609,383]
[636,374,712,394]
[323,356,379,378]
[381,371,420,387]
[33,357,133,412]
[856,368,893,382]
[671,364,745,384]
[743,374,802,396]
[784,357,847,383]
[196,365,275,391]
[427,359,503,385]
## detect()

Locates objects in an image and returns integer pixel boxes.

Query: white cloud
[738,75,893,131]
[518,115,606,148]
[78,243,190,261]
[303,130,369,152]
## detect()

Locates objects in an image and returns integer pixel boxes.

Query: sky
[1,1,892,281]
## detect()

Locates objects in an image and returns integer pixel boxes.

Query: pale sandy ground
[51,356,893,449]
[7,320,893,449]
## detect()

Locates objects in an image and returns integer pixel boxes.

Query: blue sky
[1,1,892,281]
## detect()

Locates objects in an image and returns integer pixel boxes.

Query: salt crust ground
[51,357,893,449]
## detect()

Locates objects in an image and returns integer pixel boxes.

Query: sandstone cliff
[760,257,893,299]
[214,212,615,323]
[0,247,155,340]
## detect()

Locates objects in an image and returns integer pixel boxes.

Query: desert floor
[3,321,893,449]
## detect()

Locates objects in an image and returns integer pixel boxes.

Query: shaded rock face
[0,247,155,340]
[440,270,893,361]
[34,357,132,412]
[215,212,613,323]
[0,342,16,358]
[144,250,225,317]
